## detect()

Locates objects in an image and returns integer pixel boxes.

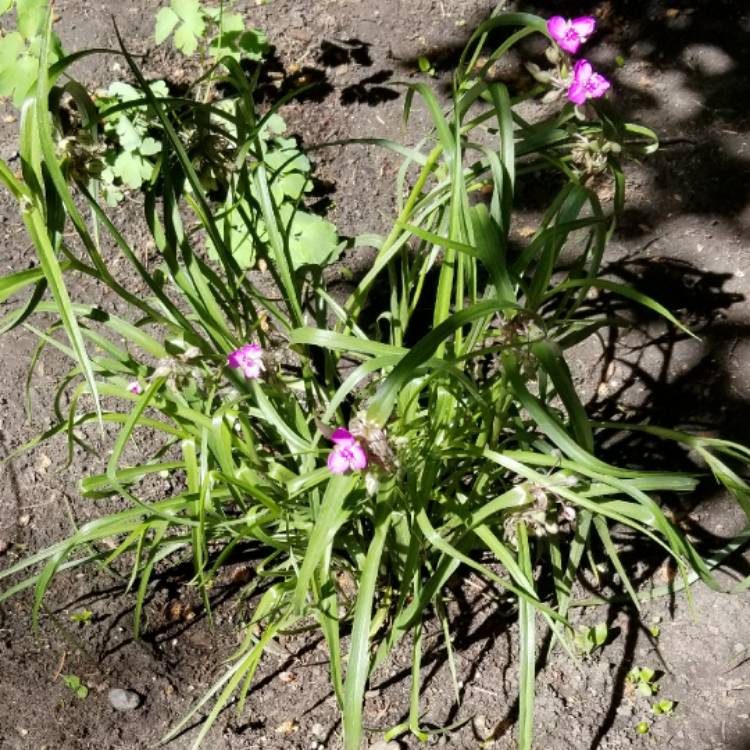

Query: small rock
[0,539,9,555]
[17,514,31,527]
[369,742,400,750]
[108,688,141,711]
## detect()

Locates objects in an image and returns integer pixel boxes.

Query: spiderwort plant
[2,7,750,750]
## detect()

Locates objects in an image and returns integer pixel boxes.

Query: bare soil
[1,1,750,749]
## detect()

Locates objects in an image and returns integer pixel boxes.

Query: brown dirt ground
[1,1,750,749]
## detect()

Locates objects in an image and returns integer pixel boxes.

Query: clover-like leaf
[114,116,146,152]
[281,206,340,270]
[140,137,162,157]
[154,0,205,55]
[113,150,154,190]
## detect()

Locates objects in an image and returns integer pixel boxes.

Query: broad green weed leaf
[207,197,256,269]
[237,29,268,60]
[0,32,24,70]
[114,116,144,151]
[107,81,140,101]
[0,51,37,105]
[260,113,286,137]
[283,207,340,270]
[154,6,180,44]
[17,0,47,38]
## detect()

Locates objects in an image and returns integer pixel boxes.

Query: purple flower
[128,381,143,395]
[567,59,611,105]
[547,15,597,55]
[327,428,368,474]
[227,343,265,380]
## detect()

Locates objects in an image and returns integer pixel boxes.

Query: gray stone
[108,688,141,711]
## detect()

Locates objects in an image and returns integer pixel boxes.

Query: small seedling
[418,56,436,77]
[648,616,662,638]
[62,674,89,699]
[652,699,674,716]
[573,622,609,655]
[626,667,659,697]
[635,721,650,735]
[69,609,93,623]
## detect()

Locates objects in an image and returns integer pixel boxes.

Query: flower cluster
[547,15,610,105]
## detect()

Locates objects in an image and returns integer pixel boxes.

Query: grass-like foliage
[2,5,750,749]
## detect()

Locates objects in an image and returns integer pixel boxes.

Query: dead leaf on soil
[35,453,52,475]
[657,561,678,584]
[274,719,298,734]
[165,599,196,623]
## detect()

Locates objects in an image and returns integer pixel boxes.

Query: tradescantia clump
[2,5,750,750]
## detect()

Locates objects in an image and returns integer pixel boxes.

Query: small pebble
[108,688,141,711]
[369,742,400,750]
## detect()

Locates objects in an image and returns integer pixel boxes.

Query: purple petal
[567,81,588,105]
[227,349,243,368]
[546,16,568,43]
[571,16,596,40]
[573,59,593,85]
[128,381,142,395]
[243,361,263,379]
[558,34,581,55]
[245,343,263,358]
[349,443,368,471]
[587,72,611,98]
[327,448,350,474]
[331,427,354,444]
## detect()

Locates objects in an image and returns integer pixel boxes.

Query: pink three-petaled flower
[227,343,265,379]
[546,15,596,55]
[327,428,368,474]
[567,59,611,105]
